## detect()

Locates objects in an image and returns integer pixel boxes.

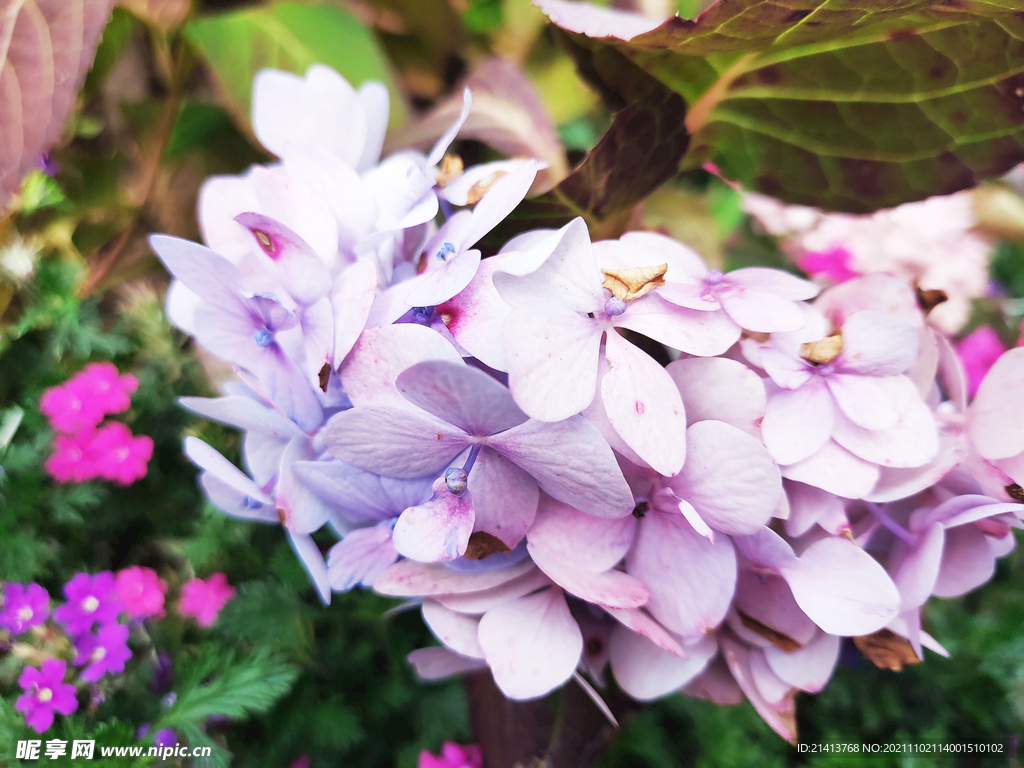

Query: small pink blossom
[178,573,235,627]
[418,742,483,768]
[956,326,1007,399]
[44,430,98,483]
[38,363,138,434]
[795,246,858,284]
[288,757,311,768]
[90,422,154,485]
[115,566,167,619]
[73,622,132,682]
[38,385,105,435]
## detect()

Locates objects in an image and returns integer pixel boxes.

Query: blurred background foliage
[1,0,1023,766]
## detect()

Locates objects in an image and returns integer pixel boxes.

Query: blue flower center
[412,306,434,324]
[604,297,626,317]
[243,496,264,509]
[704,269,724,286]
[436,242,456,261]
[254,329,274,347]
[445,467,468,496]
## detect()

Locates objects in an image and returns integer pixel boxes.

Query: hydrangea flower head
[115,566,167,619]
[0,582,50,634]
[54,572,122,634]
[419,742,483,768]
[178,573,235,627]
[15,658,78,733]
[73,622,132,682]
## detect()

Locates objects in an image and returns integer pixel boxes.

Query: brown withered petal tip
[800,329,844,364]
[464,531,512,560]
[601,264,668,302]
[853,629,921,672]
[737,610,803,652]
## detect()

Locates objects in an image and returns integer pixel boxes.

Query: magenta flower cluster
[39,362,153,485]
[4,568,233,733]
[153,61,1024,741]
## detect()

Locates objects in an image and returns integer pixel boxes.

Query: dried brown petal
[464,531,512,560]
[318,363,331,393]
[915,286,949,313]
[800,330,844,365]
[435,153,464,188]
[1005,484,1024,502]
[737,610,803,652]
[853,629,921,672]
[465,170,508,205]
[601,264,668,302]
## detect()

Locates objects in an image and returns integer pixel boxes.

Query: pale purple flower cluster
[157,65,1024,740]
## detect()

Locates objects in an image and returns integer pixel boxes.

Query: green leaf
[544,1,1024,212]
[185,2,403,129]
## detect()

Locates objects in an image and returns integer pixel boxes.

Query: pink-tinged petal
[323,405,469,477]
[536,0,663,39]
[601,333,687,476]
[719,637,797,744]
[610,628,716,701]
[761,380,834,465]
[405,248,482,308]
[527,495,636,573]
[330,258,377,366]
[503,302,602,421]
[778,537,900,636]
[580,369,649,468]
[995,453,1024,487]
[615,295,741,357]
[670,420,782,536]
[468,447,539,549]
[338,325,465,407]
[915,494,1018,530]
[493,218,604,313]
[197,174,263,262]
[249,167,339,262]
[725,267,819,301]
[783,481,845,538]
[437,253,515,371]
[327,526,399,590]
[489,416,634,518]
[407,647,487,680]
[253,345,325,434]
[758,347,814,390]
[865,433,968,503]
[374,557,536,597]
[825,373,898,430]
[234,212,331,305]
[717,287,806,333]
[666,357,766,436]
[907,326,939,400]
[891,522,944,610]
[781,440,880,498]
[968,348,1024,460]
[655,282,720,311]
[831,377,938,469]
[764,632,840,694]
[149,235,246,306]
[617,231,708,283]
[733,571,818,647]
[814,274,924,330]
[956,326,1007,399]
[477,587,583,700]
[459,161,539,251]
[682,657,744,705]
[749,651,791,704]
[392,477,476,562]
[935,329,968,412]
[932,525,996,598]
[732,527,796,570]
[397,361,526,436]
[184,437,273,504]
[288,531,331,605]
[837,310,918,375]
[604,607,687,656]
[422,600,485,659]
[990,531,1016,558]
[670,495,716,541]
[437,568,552,614]
[626,511,736,637]
[528,544,649,609]
[164,280,202,334]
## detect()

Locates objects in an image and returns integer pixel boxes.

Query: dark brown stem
[465,672,622,768]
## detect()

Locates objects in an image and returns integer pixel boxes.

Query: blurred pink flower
[794,246,858,284]
[90,422,153,485]
[287,757,311,768]
[178,573,235,627]
[418,742,482,768]
[45,430,98,483]
[38,363,138,434]
[115,566,167,619]
[956,326,1006,398]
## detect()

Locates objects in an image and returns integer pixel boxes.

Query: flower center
[704,269,724,286]
[16,606,32,622]
[242,495,264,509]
[445,467,468,496]
[37,687,52,703]
[254,329,274,347]
[81,596,99,614]
[436,242,456,262]
[603,296,626,317]
[91,647,107,662]
[411,306,434,324]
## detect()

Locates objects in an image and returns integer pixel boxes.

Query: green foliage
[991,241,1024,299]
[185,2,403,125]
[462,0,503,34]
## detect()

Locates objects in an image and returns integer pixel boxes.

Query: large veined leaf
[538,0,1024,213]
[0,0,117,204]
[185,3,403,129]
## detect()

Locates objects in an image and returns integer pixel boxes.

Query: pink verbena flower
[419,742,483,768]
[956,326,1006,399]
[794,246,858,284]
[38,363,138,434]
[0,583,50,634]
[16,658,78,733]
[73,622,132,682]
[178,573,235,627]
[90,422,154,485]
[53,572,123,634]
[44,430,98,483]
[115,566,167,619]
